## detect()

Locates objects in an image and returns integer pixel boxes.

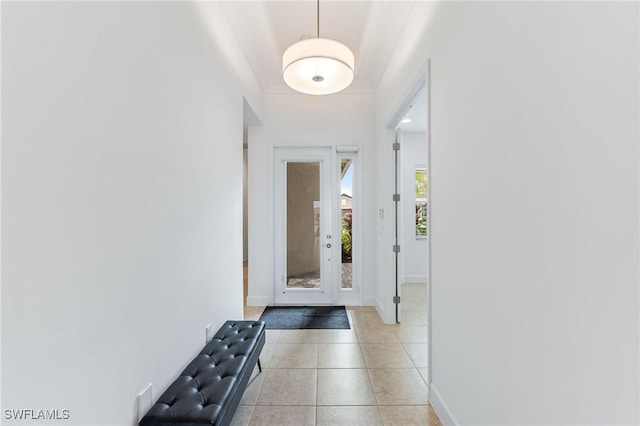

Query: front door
[274,147,333,305]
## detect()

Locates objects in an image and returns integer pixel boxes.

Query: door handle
[326,243,332,248]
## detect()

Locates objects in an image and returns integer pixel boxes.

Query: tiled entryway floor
[235,302,441,426]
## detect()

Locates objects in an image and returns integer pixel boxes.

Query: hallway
[236,300,438,426]
[2,2,637,424]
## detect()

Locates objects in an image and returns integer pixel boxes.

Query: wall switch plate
[206,324,214,343]
[138,383,153,422]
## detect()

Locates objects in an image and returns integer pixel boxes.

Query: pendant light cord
[317,0,320,38]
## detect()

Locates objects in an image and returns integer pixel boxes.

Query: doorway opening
[388,63,431,388]
[274,147,333,305]
[273,146,361,306]
[398,83,429,322]
[390,74,430,323]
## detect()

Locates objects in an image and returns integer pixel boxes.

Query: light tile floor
[235,286,441,426]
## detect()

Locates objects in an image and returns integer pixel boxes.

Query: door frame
[335,146,362,307]
[387,61,432,389]
[273,146,334,305]
[388,68,429,320]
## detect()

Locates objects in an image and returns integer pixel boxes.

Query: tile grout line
[240,304,437,425]
[360,335,381,408]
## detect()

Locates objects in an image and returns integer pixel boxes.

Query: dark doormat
[258,306,350,329]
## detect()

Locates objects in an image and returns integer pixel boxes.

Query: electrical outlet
[138,383,152,422]
[205,324,213,343]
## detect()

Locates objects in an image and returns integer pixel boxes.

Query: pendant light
[282,0,355,95]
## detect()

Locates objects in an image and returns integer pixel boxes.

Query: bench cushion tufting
[140,321,265,426]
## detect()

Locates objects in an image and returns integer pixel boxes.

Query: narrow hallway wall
[2,3,262,424]
[375,2,639,424]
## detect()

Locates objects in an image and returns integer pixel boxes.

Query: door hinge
[392,193,400,202]
[393,245,401,253]
[392,142,400,151]
[393,295,401,304]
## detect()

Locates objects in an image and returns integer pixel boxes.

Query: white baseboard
[374,299,394,324]
[246,296,269,306]
[402,275,427,284]
[375,299,384,315]
[430,384,459,426]
[362,297,377,306]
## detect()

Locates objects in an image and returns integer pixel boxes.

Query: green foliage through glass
[415,168,427,236]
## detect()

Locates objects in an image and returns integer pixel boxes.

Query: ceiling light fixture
[282,0,355,95]
[401,118,412,124]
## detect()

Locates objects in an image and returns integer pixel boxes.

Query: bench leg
[257,358,262,373]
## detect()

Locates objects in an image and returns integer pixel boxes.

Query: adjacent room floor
[236,291,440,426]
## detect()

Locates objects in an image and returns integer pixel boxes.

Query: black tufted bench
[140,320,265,426]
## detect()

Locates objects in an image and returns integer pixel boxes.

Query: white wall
[2,3,261,425]
[243,147,249,262]
[374,124,398,323]
[376,1,639,424]
[400,131,428,283]
[247,93,376,306]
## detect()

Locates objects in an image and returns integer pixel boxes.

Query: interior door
[274,147,333,305]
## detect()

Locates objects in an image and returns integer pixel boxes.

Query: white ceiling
[219,1,417,94]
[398,83,427,133]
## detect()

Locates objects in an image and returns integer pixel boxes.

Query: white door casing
[335,147,361,306]
[274,147,334,305]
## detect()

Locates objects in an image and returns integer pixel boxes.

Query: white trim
[430,385,459,426]
[336,145,359,153]
[273,147,334,305]
[387,64,428,129]
[335,150,362,306]
[137,384,153,423]
[388,68,429,327]
[425,59,433,390]
[402,275,427,284]
[363,296,377,306]
[374,299,384,314]
[375,297,397,324]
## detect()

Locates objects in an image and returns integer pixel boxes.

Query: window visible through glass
[340,159,353,289]
[415,168,428,237]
